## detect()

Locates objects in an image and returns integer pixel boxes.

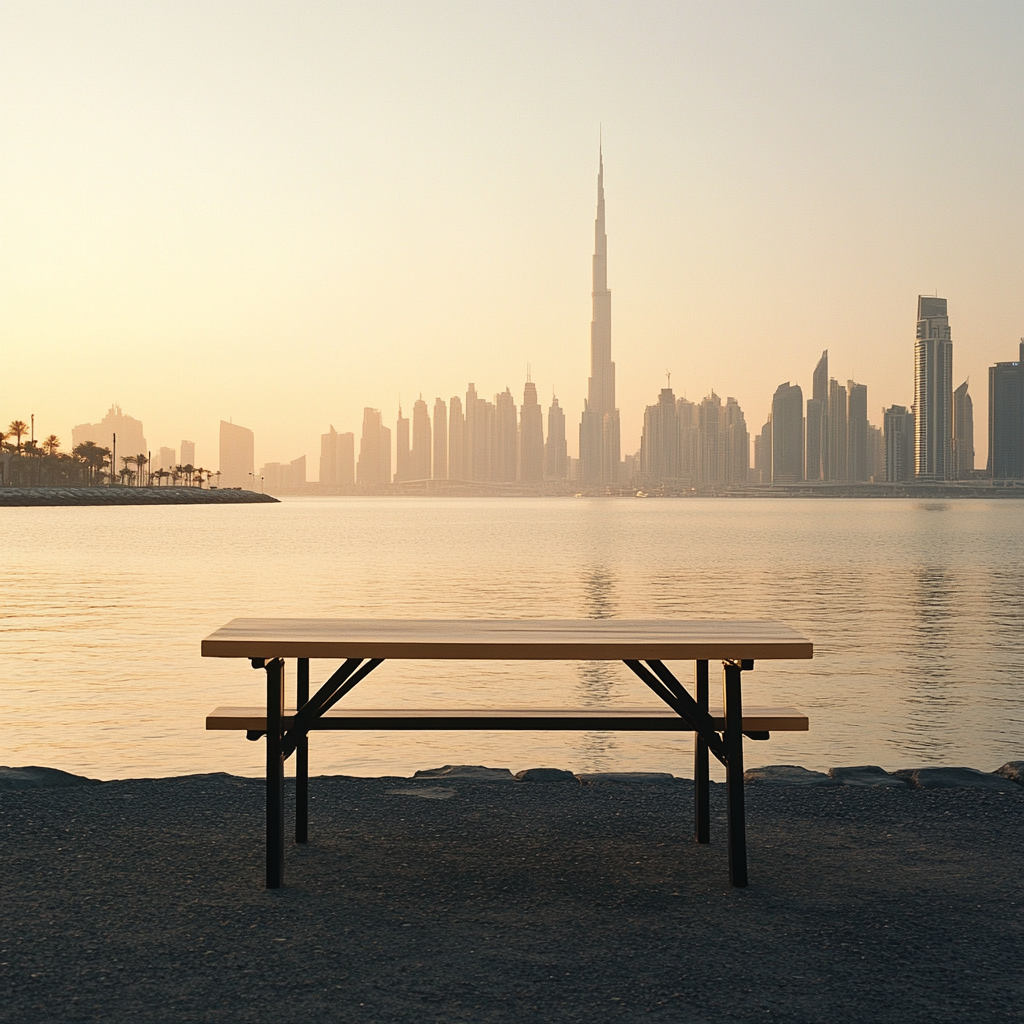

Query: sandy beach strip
[2,766,1022,1023]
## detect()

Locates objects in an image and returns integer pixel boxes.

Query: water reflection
[3,498,1022,778]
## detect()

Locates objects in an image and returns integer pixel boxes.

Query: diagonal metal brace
[624,659,727,765]
[281,658,384,759]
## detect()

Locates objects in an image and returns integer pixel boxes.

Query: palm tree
[72,442,110,486]
[7,420,28,453]
[42,434,60,456]
[135,453,148,487]
[182,463,195,487]
[172,465,183,486]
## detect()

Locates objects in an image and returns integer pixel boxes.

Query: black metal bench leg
[296,658,309,844]
[694,660,710,844]
[266,658,285,889]
[723,661,748,888]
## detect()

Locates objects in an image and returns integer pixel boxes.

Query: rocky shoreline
[2,761,1021,1023]
[0,486,278,506]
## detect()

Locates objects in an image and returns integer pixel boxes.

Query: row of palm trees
[2,420,219,488]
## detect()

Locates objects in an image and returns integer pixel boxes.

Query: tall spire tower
[579,145,620,485]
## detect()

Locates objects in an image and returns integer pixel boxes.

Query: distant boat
[635,491,649,498]
[574,493,584,498]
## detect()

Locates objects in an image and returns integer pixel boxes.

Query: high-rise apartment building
[411,398,432,480]
[180,440,195,466]
[518,379,544,483]
[867,423,885,483]
[545,396,567,480]
[448,396,464,481]
[723,397,749,485]
[805,351,828,481]
[493,389,517,483]
[827,379,848,482]
[640,387,680,484]
[883,405,915,482]
[464,384,492,482]
[914,296,953,480]
[319,425,354,486]
[678,398,697,484]
[394,407,410,483]
[754,417,772,484]
[219,420,254,488]
[356,408,391,486]
[987,341,1024,479]
[952,380,974,479]
[698,393,722,486]
[846,381,868,483]
[432,399,448,479]
[579,149,620,485]
[158,447,176,472]
[771,382,804,483]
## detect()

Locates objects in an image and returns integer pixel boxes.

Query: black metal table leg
[694,660,710,844]
[296,658,309,844]
[266,658,285,889]
[723,661,748,887]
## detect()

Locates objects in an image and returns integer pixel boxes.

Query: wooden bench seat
[207,705,808,735]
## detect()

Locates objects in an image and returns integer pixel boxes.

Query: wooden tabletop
[201,618,812,661]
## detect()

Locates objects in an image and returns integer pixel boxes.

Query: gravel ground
[2,771,1022,1023]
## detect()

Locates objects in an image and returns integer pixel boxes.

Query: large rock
[576,772,678,785]
[514,767,580,783]
[828,766,909,788]
[993,761,1024,786]
[0,766,102,790]
[744,765,835,786]
[893,767,1021,791]
[412,765,514,780]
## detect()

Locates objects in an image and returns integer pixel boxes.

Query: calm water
[2,497,1022,780]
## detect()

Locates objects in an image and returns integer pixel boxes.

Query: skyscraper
[493,388,517,482]
[640,387,679,485]
[698,393,722,485]
[357,408,390,486]
[987,341,1024,479]
[180,440,195,467]
[579,148,620,486]
[846,380,868,483]
[545,396,567,480]
[218,420,254,488]
[771,382,804,483]
[805,351,828,481]
[448,396,464,481]
[677,398,697,483]
[722,397,750,485]
[518,378,544,483]
[411,397,432,480]
[914,296,953,480]
[827,379,848,482]
[394,406,410,483]
[319,425,355,486]
[433,398,448,479]
[884,405,915,482]
[952,380,974,480]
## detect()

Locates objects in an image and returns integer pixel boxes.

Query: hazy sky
[3,1,1022,471]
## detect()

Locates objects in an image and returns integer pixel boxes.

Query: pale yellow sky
[3,1,1022,471]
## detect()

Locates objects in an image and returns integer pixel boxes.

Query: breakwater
[0,486,278,506]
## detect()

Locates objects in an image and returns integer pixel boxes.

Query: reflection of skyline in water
[3,497,1022,778]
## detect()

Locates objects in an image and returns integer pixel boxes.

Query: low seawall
[0,486,278,506]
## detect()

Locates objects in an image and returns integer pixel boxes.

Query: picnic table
[202,618,812,889]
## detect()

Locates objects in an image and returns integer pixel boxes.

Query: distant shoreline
[0,486,278,506]
[267,482,1024,499]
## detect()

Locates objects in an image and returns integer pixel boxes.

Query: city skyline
[3,4,1023,470]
